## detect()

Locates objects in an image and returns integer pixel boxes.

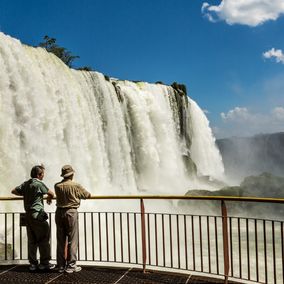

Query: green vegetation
[135,82,145,89]
[38,36,92,71]
[38,36,79,68]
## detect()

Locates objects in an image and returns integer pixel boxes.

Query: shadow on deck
[0,264,240,283]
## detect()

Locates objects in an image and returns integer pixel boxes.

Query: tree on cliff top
[38,35,80,68]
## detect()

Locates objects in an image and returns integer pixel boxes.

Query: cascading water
[0,32,224,202]
[189,98,224,180]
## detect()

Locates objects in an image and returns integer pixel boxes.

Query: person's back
[55,179,90,209]
[20,178,50,218]
[54,165,91,273]
[11,165,55,271]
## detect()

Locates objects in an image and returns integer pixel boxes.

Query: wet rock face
[171,82,190,140]
[112,81,123,102]
[183,172,284,218]
[182,154,197,177]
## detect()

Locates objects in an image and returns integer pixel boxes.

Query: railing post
[140,198,147,273]
[221,200,229,284]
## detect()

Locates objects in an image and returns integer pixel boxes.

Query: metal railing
[1,195,284,284]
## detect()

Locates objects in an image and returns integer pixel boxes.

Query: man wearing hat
[11,164,55,272]
[54,165,91,273]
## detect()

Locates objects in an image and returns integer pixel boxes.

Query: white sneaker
[65,265,82,273]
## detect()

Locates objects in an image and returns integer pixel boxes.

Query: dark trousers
[26,214,51,265]
[55,208,78,267]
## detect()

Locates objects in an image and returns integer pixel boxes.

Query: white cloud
[272,106,284,119]
[217,106,284,137]
[221,107,251,121]
[202,0,284,27]
[263,48,284,64]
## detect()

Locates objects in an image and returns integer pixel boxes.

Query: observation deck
[1,195,284,284]
[0,264,240,284]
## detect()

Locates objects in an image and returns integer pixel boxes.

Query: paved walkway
[0,265,239,283]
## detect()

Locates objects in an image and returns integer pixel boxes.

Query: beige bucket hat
[61,165,75,178]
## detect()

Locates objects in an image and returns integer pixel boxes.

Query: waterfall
[0,32,224,198]
[189,98,224,180]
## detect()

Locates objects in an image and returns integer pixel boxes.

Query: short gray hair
[30,165,45,178]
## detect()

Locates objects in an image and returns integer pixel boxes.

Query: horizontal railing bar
[1,211,283,223]
[1,195,284,203]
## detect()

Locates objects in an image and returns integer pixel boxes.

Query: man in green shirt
[11,165,55,272]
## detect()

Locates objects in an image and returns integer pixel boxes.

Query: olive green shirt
[15,178,49,214]
[54,179,91,208]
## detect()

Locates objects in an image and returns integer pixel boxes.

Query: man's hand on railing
[46,189,55,205]
[46,195,53,205]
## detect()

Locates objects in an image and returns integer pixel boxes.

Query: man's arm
[11,181,26,196]
[11,188,22,196]
[46,189,55,205]
[38,181,54,205]
[78,184,91,199]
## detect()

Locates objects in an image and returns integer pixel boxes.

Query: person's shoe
[56,266,65,273]
[38,263,56,271]
[29,264,37,272]
[65,265,82,273]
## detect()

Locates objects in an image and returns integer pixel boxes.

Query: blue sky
[1,0,284,138]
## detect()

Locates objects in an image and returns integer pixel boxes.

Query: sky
[0,0,284,138]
